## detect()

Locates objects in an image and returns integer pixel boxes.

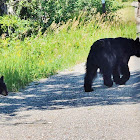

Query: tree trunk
[0,0,7,16]
[137,0,140,17]
[102,0,106,13]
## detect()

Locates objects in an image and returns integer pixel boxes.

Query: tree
[0,0,8,16]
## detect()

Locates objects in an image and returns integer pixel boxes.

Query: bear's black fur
[0,76,8,96]
[84,37,140,92]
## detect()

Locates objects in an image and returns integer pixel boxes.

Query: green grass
[0,6,136,92]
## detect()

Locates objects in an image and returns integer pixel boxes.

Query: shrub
[0,15,39,40]
[7,0,123,30]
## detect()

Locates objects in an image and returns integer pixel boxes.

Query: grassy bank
[0,6,136,91]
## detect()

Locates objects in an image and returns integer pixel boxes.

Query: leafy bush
[0,15,39,40]
[9,0,123,29]
[0,0,123,39]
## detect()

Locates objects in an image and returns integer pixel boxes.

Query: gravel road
[0,56,140,140]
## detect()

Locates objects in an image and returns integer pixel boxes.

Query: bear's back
[91,37,134,52]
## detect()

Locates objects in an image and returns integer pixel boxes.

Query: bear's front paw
[118,81,126,85]
[84,87,94,92]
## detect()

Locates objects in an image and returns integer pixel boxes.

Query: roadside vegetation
[0,0,136,91]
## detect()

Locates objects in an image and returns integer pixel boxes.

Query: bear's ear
[135,38,139,43]
[0,76,4,82]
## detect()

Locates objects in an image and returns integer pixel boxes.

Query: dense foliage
[0,0,123,38]
[13,0,122,23]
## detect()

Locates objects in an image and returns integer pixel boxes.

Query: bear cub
[0,76,8,96]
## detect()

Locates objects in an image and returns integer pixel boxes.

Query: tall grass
[0,6,136,91]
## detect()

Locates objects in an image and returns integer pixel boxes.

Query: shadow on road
[0,70,140,116]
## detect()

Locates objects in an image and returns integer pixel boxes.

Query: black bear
[0,76,8,96]
[84,37,140,92]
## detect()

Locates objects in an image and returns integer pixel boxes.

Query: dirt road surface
[0,56,140,140]
[0,4,140,140]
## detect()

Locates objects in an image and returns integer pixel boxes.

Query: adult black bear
[0,76,8,96]
[84,37,140,92]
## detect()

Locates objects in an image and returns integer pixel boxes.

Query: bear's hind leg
[84,64,98,92]
[102,67,113,87]
[119,64,130,85]
[113,65,121,84]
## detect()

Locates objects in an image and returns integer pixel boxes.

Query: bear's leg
[84,64,98,92]
[113,65,120,84]
[119,64,130,85]
[102,67,113,87]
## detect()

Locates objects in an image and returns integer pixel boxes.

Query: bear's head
[0,76,8,96]
[134,38,140,57]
